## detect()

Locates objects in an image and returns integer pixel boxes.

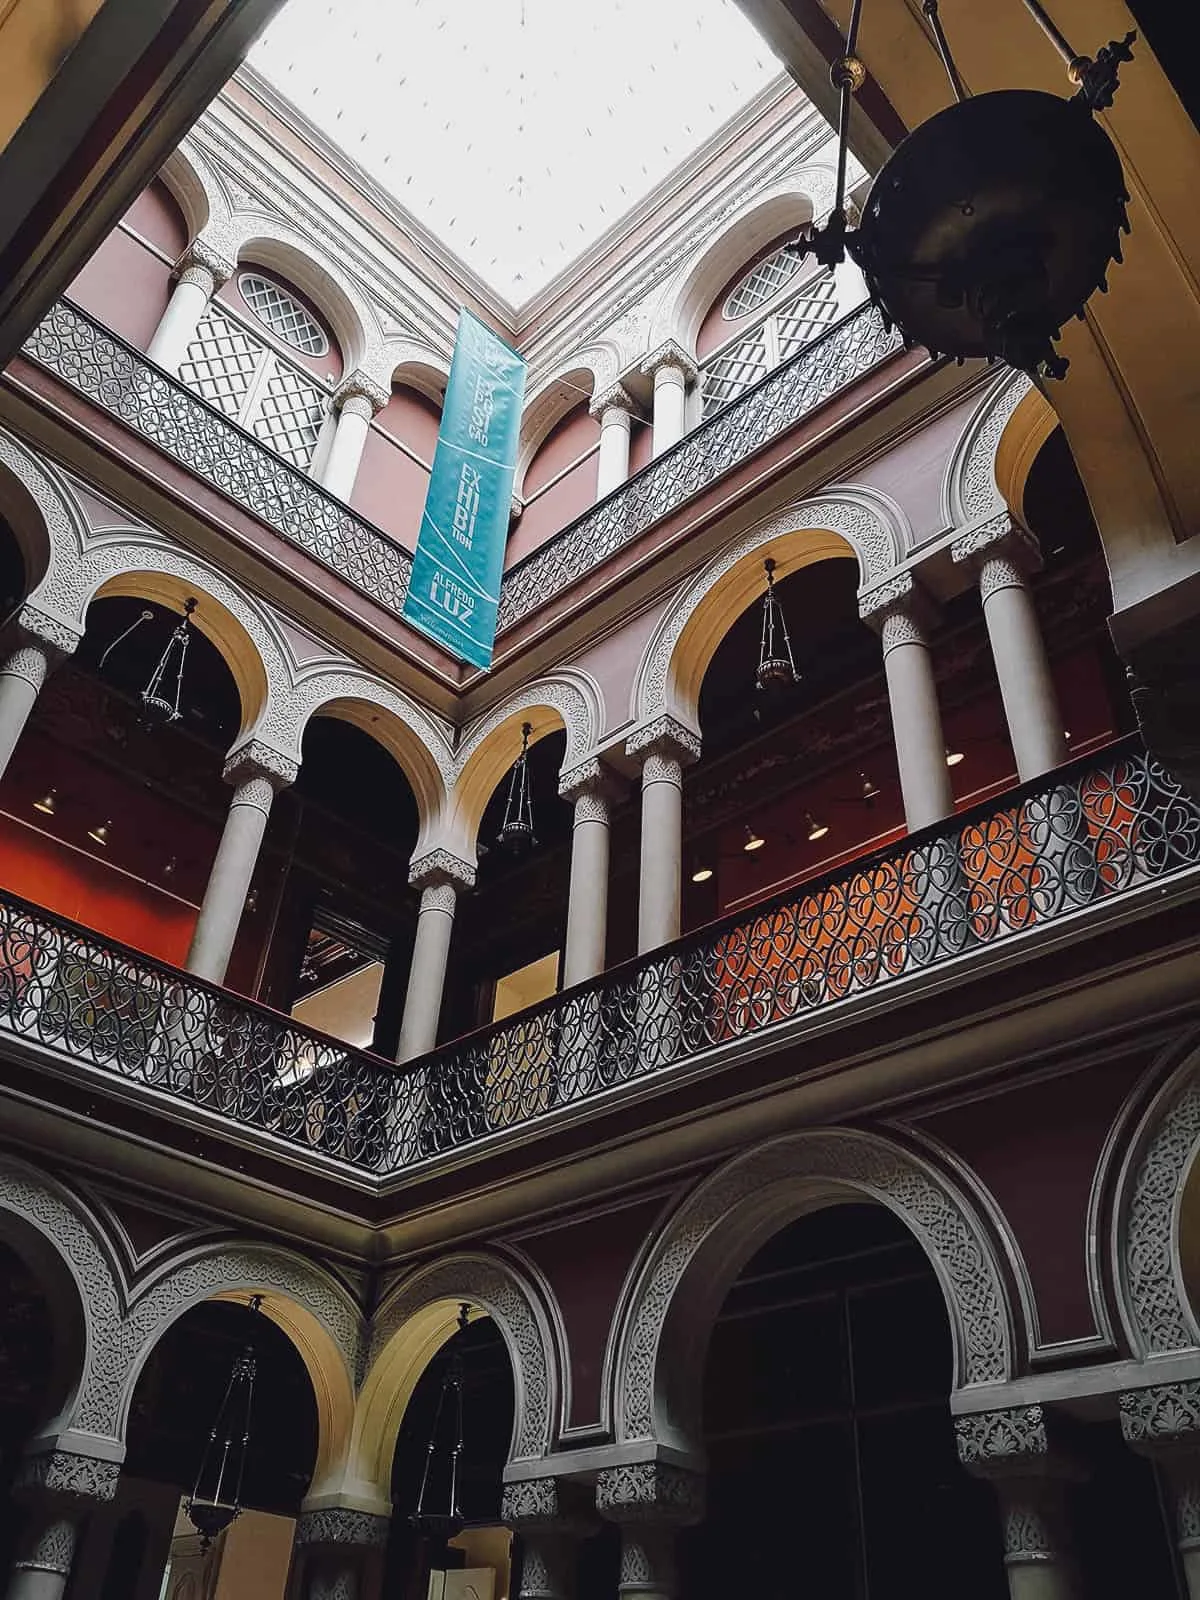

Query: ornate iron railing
[0,742,1195,1173]
[21,299,901,635]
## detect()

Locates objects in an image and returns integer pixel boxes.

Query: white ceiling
[249,0,779,304]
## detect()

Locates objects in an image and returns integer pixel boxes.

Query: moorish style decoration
[788,0,1136,377]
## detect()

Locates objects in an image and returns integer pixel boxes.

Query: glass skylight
[249,0,780,304]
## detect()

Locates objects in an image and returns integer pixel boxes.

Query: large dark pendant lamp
[185,1294,262,1549]
[497,722,537,855]
[788,0,1136,379]
[410,1303,471,1552]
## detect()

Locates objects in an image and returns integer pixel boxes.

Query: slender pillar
[396,850,475,1063]
[186,742,298,985]
[320,372,389,500]
[560,761,617,987]
[290,1507,391,1600]
[640,341,698,458]
[0,605,80,782]
[956,1406,1081,1600]
[626,717,700,956]
[953,515,1067,781]
[146,239,234,375]
[503,1478,593,1600]
[1121,1382,1200,1599]
[860,574,955,831]
[597,1464,704,1600]
[591,382,636,499]
[5,1447,120,1600]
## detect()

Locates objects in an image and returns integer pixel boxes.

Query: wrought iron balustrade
[0,741,1195,1173]
[21,300,901,636]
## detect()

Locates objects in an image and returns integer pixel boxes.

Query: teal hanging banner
[402,309,527,668]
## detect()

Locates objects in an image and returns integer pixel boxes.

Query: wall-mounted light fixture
[33,788,58,816]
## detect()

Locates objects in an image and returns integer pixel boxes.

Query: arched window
[178,271,334,471]
[702,267,840,419]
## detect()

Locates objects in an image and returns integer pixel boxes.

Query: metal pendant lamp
[410,1303,472,1549]
[756,558,800,695]
[185,1294,262,1549]
[141,597,198,727]
[788,0,1135,380]
[497,722,537,855]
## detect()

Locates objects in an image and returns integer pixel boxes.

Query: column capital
[294,1506,391,1550]
[12,1446,120,1504]
[11,602,83,661]
[502,1476,594,1532]
[596,1462,705,1527]
[954,1403,1080,1480]
[858,571,939,650]
[408,846,476,892]
[175,237,236,292]
[951,511,1042,592]
[590,381,637,420]
[511,494,524,522]
[335,370,391,417]
[559,756,623,805]
[624,715,700,770]
[639,340,699,384]
[1120,1379,1200,1452]
[222,739,299,792]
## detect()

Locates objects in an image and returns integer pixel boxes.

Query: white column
[503,1478,590,1600]
[640,341,698,457]
[291,1507,391,1600]
[1121,1384,1200,1600]
[626,718,699,955]
[5,1449,119,1600]
[146,239,234,375]
[597,1464,703,1600]
[953,515,1068,782]
[560,763,616,987]
[0,605,80,782]
[320,372,390,501]
[860,575,955,831]
[185,743,297,986]
[591,382,636,499]
[396,851,475,1063]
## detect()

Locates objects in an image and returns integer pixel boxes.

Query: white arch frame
[0,429,90,609]
[610,1128,1015,1455]
[942,368,1035,530]
[159,140,222,243]
[516,354,614,499]
[631,487,907,730]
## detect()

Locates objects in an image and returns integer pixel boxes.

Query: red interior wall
[350,385,441,542]
[628,416,654,475]
[67,179,187,352]
[509,406,601,566]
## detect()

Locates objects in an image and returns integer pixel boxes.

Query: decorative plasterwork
[13,1451,121,1503]
[640,341,699,383]
[12,603,83,659]
[944,368,1033,528]
[633,490,902,727]
[951,511,1042,587]
[223,739,300,792]
[1119,1052,1200,1357]
[589,381,636,419]
[954,1406,1050,1472]
[366,1254,555,1462]
[1120,1382,1200,1448]
[176,236,236,289]
[596,1463,705,1523]
[624,714,701,767]
[614,1129,1011,1448]
[408,848,476,892]
[294,1508,391,1548]
[0,427,89,593]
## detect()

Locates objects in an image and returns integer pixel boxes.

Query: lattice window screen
[239,273,329,356]
[723,247,804,320]
[252,366,328,468]
[701,330,770,417]
[776,275,840,358]
[179,310,259,420]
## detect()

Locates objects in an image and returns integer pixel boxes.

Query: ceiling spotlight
[88,819,112,848]
[743,826,766,853]
[33,788,58,816]
[860,772,880,803]
[806,812,830,844]
[1064,729,1073,743]
[945,745,965,768]
[163,856,177,879]
[691,865,714,884]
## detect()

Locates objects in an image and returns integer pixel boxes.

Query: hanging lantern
[185,1295,262,1549]
[786,0,1135,379]
[141,598,198,728]
[410,1304,471,1548]
[497,723,537,855]
[755,559,800,694]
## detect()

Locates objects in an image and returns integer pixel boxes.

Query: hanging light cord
[98,609,154,671]
[921,0,968,103]
[831,0,866,220]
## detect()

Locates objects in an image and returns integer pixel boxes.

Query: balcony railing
[0,741,1197,1176]
[20,300,902,635]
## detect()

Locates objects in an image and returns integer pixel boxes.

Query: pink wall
[697,229,798,359]
[509,405,601,567]
[351,384,442,546]
[67,179,187,351]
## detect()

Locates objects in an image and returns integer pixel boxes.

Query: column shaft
[5,1513,79,1600]
[980,564,1067,781]
[186,773,277,984]
[320,399,372,499]
[994,1477,1080,1600]
[396,882,458,1062]
[596,406,632,498]
[145,244,231,375]
[650,365,687,457]
[880,612,955,830]
[0,639,55,782]
[563,789,610,986]
[637,754,683,955]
